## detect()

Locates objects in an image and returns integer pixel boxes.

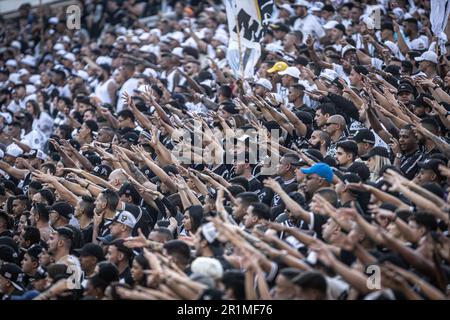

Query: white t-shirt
[116,77,140,112]
[293,14,325,41]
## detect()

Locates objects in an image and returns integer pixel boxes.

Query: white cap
[143,68,157,78]
[56,49,67,56]
[265,42,284,53]
[116,26,127,35]
[254,78,273,91]
[134,28,144,35]
[278,4,295,15]
[18,68,29,77]
[21,55,36,67]
[278,66,301,79]
[116,35,127,42]
[6,59,17,68]
[320,68,338,82]
[167,31,184,43]
[171,47,184,58]
[73,69,89,80]
[53,43,65,51]
[149,28,161,38]
[26,84,36,94]
[191,257,223,280]
[324,20,339,30]
[36,150,47,161]
[11,41,21,50]
[139,32,150,41]
[293,0,311,8]
[130,36,140,44]
[113,211,137,229]
[60,36,71,43]
[0,112,12,124]
[362,15,375,30]
[6,144,23,157]
[392,7,404,20]
[48,17,59,24]
[8,73,21,84]
[63,52,76,62]
[415,51,438,64]
[212,33,228,45]
[29,74,41,85]
[342,44,357,57]
[309,2,324,12]
[96,56,112,66]
[0,149,4,159]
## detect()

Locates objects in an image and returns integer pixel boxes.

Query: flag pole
[234,15,245,80]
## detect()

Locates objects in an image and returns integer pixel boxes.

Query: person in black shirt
[0,263,24,300]
[260,153,299,207]
[232,152,262,194]
[393,125,424,180]
[74,195,95,246]
[106,239,134,286]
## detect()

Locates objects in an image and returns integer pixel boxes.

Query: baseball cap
[342,44,357,57]
[221,102,239,115]
[323,20,339,30]
[278,66,301,79]
[271,22,290,33]
[201,222,218,243]
[267,61,288,73]
[26,244,43,261]
[360,146,390,160]
[319,68,338,82]
[51,202,74,220]
[254,78,273,91]
[92,164,112,179]
[23,149,47,161]
[0,263,24,291]
[418,159,446,178]
[74,243,105,261]
[300,163,334,183]
[0,112,13,124]
[191,257,224,280]
[63,53,76,62]
[293,0,311,8]
[415,51,438,64]
[352,129,375,144]
[54,227,75,242]
[122,132,139,145]
[5,144,23,158]
[111,211,137,229]
[397,83,415,94]
[278,4,295,15]
[0,245,18,263]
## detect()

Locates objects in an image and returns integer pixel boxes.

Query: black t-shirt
[81,223,93,245]
[119,267,133,286]
[259,177,298,207]
[248,177,262,194]
[400,149,424,180]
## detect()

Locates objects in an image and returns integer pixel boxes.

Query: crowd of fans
[0,0,449,300]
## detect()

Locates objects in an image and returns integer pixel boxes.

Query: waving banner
[225,0,274,79]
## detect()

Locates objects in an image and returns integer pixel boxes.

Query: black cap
[334,23,346,34]
[418,159,446,178]
[118,183,140,203]
[397,83,415,94]
[271,22,290,33]
[347,162,370,181]
[51,202,74,220]
[221,102,238,115]
[0,236,19,254]
[31,266,48,280]
[0,263,24,291]
[295,111,313,125]
[26,244,43,261]
[360,146,390,160]
[74,243,105,261]
[0,244,18,263]
[92,164,112,179]
[352,129,375,144]
[122,132,139,145]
